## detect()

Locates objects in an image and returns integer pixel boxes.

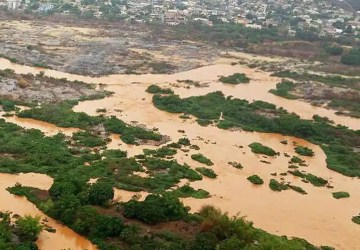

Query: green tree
[88,180,114,205]
[15,215,43,242]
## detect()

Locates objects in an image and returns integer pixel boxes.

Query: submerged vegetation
[191,153,214,166]
[352,215,360,225]
[295,146,315,157]
[196,167,217,178]
[219,73,250,84]
[152,91,360,177]
[248,142,277,156]
[271,71,360,90]
[269,80,297,99]
[146,84,174,94]
[288,170,328,187]
[18,101,162,145]
[8,178,328,250]
[269,179,288,192]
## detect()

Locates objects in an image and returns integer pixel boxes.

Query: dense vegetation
[8,180,331,250]
[247,175,264,185]
[158,22,285,47]
[18,101,162,145]
[341,48,360,66]
[324,45,344,56]
[0,212,42,249]
[248,142,277,156]
[152,91,360,177]
[271,71,360,90]
[123,193,188,224]
[219,73,250,84]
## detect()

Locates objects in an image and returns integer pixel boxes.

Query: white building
[6,0,21,9]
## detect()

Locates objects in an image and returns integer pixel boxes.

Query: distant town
[1,0,360,39]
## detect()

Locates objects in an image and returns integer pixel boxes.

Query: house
[6,0,21,9]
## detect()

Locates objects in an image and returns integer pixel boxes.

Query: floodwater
[0,57,360,249]
[0,173,96,250]
[0,58,358,130]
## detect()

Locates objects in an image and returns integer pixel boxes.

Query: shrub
[288,171,328,187]
[72,131,107,147]
[352,215,360,225]
[228,161,243,169]
[146,84,174,94]
[295,146,314,157]
[269,80,297,99]
[290,156,305,164]
[247,175,264,185]
[143,147,177,158]
[196,167,217,178]
[0,100,16,112]
[248,142,277,156]
[219,73,250,84]
[324,45,344,56]
[178,138,191,146]
[269,179,288,192]
[172,184,210,199]
[191,153,214,166]
[332,191,350,199]
[341,48,360,65]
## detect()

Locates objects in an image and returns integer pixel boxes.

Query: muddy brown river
[0,58,359,249]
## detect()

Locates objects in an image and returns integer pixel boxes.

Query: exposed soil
[0,70,103,103]
[0,15,219,76]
